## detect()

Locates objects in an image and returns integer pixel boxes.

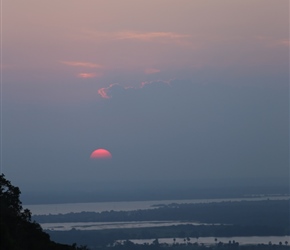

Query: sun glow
[90,149,112,159]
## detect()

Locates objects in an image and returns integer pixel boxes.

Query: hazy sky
[1,1,289,192]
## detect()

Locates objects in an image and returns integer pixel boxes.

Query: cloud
[98,83,125,99]
[98,86,112,99]
[61,61,103,68]
[255,36,290,48]
[276,39,290,47]
[77,73,99,78]
[98,80,170,99]
[83,30,192,46]
[114,31,190,42]
[144,68,161,74]
[61,61,104,79]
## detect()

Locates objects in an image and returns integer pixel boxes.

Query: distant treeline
[109,240,289,250]
[34,200,289,229]
[96,239,289,250]
[47,224,290,248]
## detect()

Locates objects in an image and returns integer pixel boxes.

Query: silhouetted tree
[153,238,159,246]
[0,174,85,250]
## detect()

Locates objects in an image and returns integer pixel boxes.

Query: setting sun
[90,149,112,159]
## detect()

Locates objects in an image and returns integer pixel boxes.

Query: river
[25,195,289,215]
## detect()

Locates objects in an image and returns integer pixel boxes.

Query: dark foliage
[0,174,86,250]
[105,240,290,250]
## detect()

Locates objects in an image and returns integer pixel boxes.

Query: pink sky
[1,0,289,191]
[2,0,288,91]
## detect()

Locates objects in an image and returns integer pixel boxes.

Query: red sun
[90,148,112,159]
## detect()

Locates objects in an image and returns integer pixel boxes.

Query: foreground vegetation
[0,174,87,250]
